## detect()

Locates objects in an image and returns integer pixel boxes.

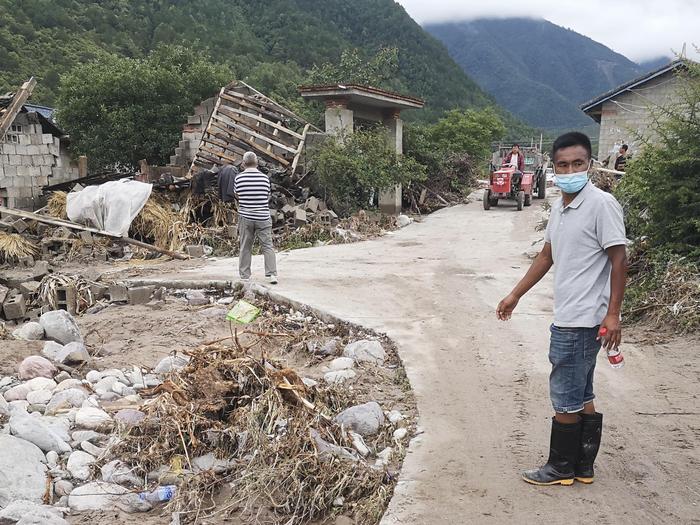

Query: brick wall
[0,113,78,210]
[170,97,216,168]
[597,72,681,163]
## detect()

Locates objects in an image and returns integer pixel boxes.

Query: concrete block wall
[0,113,77,210]
[170,97,216,168]
[598,72,681,163]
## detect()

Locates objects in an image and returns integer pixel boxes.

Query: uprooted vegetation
[0,284,416,524]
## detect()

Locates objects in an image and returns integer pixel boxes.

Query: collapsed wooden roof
[188,81,316,178]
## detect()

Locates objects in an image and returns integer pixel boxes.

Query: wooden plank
[212,112,297,155]
[216,124,291,167]
[0,77,37,140]
[0,206,188,260]
[219,93,292,125]
[216,104,302,140]
[223,88,301,122]
[290,123,310,177]
[201,134,247,159]
[217,106,300,149]
[188,87,225,178]
[200,144,239,165]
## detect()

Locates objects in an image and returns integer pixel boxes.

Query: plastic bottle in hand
[598,327,624,368]
[139,485,176,504]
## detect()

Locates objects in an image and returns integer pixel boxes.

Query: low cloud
[396,0,698,62]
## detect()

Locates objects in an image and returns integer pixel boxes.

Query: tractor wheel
[483,189,491,210]
[537,170,546,199]
[516,191,525,211]
[524,193,532,206]
[489,197,499,207]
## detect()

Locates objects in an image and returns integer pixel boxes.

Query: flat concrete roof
[298,84,424,110]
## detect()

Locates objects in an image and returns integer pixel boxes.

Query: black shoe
[522,417,581,486]
[575,412,603,484]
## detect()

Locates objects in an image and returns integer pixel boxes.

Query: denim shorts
[549,324,601,413]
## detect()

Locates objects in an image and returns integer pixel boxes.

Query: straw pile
[131,196,187,252]
[0,232,39,262]
[47,191,68,219]
[110,337,394,524]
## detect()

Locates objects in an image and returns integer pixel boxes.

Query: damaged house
[0,80,79,210]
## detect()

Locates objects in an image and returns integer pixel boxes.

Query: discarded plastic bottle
[598,327,624,368]
[139,485,176,504]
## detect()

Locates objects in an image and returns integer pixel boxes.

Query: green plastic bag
[226,300,260,324]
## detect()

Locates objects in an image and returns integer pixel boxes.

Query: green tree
[429,107,506,161]
[307,47,400,88]
[56,45,231,169]
[312,128,426,215]
[615,59,700,257]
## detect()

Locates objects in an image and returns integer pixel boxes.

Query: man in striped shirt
[234,152,278,284]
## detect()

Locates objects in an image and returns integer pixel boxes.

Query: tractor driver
[504,144,525,188]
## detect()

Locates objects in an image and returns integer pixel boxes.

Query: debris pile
[0,292,414,524]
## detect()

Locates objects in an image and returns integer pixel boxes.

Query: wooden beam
[290,123,310,177]
[217,104,303,140]
[210,116,292,166]
[0,206,188,260]
[217,106,300,150]
[219,92,292,125]
[223,88,302,122]
[200,144,239,165]
[0,77,37,140]
[212,112,297,154]
[188,87,224,178]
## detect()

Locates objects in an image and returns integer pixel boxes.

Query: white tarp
[66,179,152,237]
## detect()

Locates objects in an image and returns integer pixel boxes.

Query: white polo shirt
[544,182,626,327]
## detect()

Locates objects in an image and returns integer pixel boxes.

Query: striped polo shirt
[234,168,271,221]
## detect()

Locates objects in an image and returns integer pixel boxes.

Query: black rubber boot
[522,417,581,486]
[575,412,603,484]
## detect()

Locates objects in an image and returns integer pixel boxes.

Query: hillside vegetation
[0,0,496,121]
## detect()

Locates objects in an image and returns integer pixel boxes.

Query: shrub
[311,128,426,215]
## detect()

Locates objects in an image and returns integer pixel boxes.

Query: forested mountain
[0,0,497,121]
[425,18,646,129]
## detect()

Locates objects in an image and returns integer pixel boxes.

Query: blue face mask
[554,168,589,194]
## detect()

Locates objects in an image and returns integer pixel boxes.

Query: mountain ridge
[425,17,646,129]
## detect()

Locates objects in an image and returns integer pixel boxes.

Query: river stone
[327,357,355,371]
[71,430,104,444]
[114,409,145,427]
[66,450,95,480]
[334,401,385,437]
[17,514,69,525]
[75,406,112,430]
[12,322,45,341]
[46,450,59,467]
[93,376,118,394]
[324,370,357,384]
[342,340,385,365]
[46,388,88,415]
[0,500,64,523]
[25,377,57,392]
[85,370,102,383]
[53,379,84,393]
[54,479,74,497]
[4,384,30,402]
[0,395,8,417]
[62,342,90,364]
[100,369,129,384]
[9,413,72,453]
[68,481,151,513]
[18,356,57,380]
[39,310,82,344]
[25,389,52,405]
[42,341,66,362]
[0,435,48,506]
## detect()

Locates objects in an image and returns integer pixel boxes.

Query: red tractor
[483,145,545,211]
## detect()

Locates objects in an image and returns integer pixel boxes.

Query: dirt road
[137,193,700,524]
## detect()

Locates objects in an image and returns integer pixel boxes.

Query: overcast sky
[396,0,698,62]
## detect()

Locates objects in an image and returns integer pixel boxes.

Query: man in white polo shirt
[234,151,278,284]
[497,132,627,486]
